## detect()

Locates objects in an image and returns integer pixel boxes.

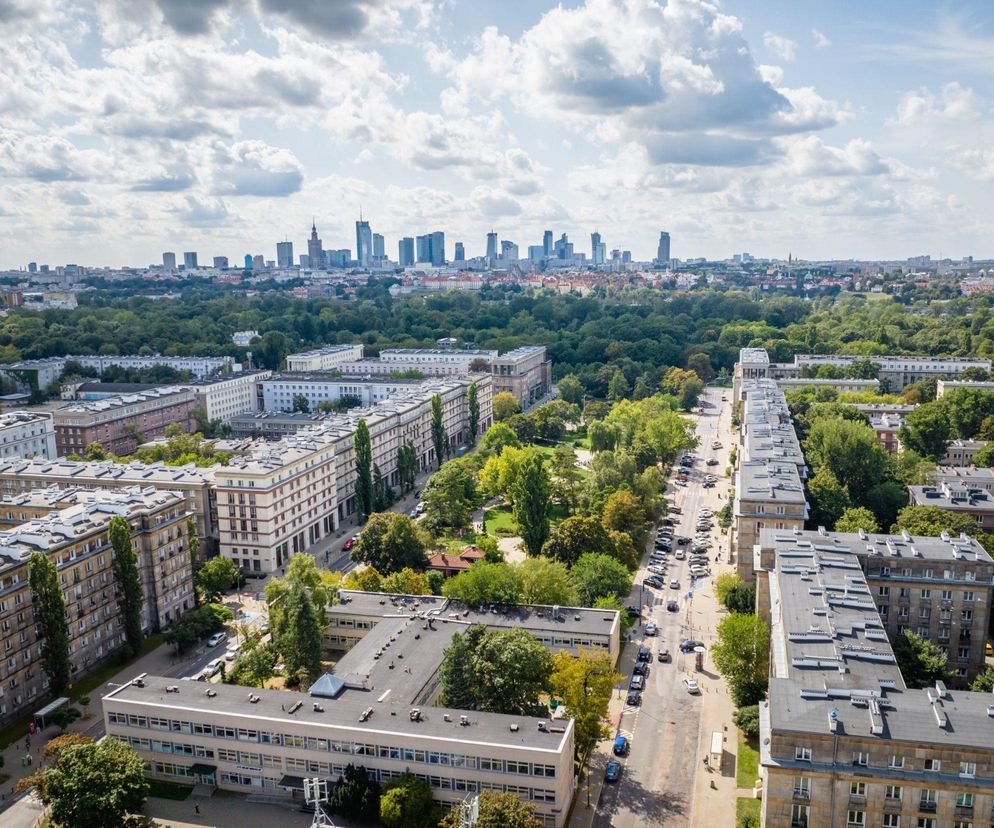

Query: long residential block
[0,411,57,460]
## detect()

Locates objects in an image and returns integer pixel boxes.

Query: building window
[889,755,904,769]
[959,762,976,778]
[923,758,940,772]
[852,751,868,767]
[847,810,865,827]
[882,816,900,828]
[850,781,866,798]
[795,746,811,762]
[919,789,937,812]
[790,804,809,828]
[792,777,810,798]
[885,785,902,801]
[955,792,973,807]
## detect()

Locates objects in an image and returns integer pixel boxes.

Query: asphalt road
[593,386,731,828]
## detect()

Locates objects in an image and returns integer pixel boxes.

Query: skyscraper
[500,240,518,261]
[244,254,253,269]
[656,231,671,264]
[430,231,445,266]
[307,221,323,269]
[253,255,265,270]
[183,251,198,269]
[415,235,430,263]
[591,232,605,265]
[355,217,373,268]
[486,231,498,262]
[454,242,465,261]
[399,237,415,267]
[553,234,572,259]
[162,252,176,270]
[543,230,553,256]
[213,256,228,269]
[372,233,384,260]
[276,241,293,268]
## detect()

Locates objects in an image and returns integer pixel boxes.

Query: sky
[1,0,993,268]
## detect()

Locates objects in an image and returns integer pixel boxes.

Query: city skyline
[1,1,993,268]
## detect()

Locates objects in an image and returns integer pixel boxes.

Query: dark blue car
[613,736,629,756]
[605,760,622,782]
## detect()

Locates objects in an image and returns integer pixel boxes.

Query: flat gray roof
[105,673,572,753]
[737,461,806,504]
[910,485,994,513]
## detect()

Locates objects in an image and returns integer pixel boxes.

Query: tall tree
[512,451,551,556]
[396,441,418,493]
[278,582,323,685]
[834,507,880,534]
[492,391,520,422]
[195,555,239,602]
[471,627,552,716]
[351,512,429,573]
[439,625,486,709]
[467,381,480,444]
[804,418,890,496]
[108,515,144,655]
[556,374,584,406]
[550,649,622,759]
[607,369,630,401]
[570,552,631,606]
[550,444,583,512]
[431,393,448,469]
[380,771,437,828]
[39,738,148,828]
[892,630,952,689]
[440,790,542,828]
[516,556,579,606]
[441,562,522,606]
[711,613,770,707]
[421,459,477,534]
[601,489,647,546]
[805,468,851,530]
[354,418,373,519]
[29,552,71,695]
[187,517,199,568]
[898,403,953,461]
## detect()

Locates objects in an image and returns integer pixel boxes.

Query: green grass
[148,779,193,800]
[736,730,760,788]
[484,506,518,536]
[736,797,760,826]
[0,633,165,750]
[434,534,470,551]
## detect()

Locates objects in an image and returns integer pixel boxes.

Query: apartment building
[942,440,990,466]
[215,377,492,573]
[0,411,56,460]
[775,377,881,395]
[937,379,994,398]
[791,354,991,392]
[733,347,772,399]
[53,386,198,456]
[933,465,994,494]
[734,461,807,581]
[187,370,270,423]
[1,355,236,391]
[338,348,498,377]
[0,458,218,559]
[757,530,994,828]
[284,345,364,373]
[103,595,620,825]
[229,411,346,440]
[754,528,993,681]
[868,412,905,453]
[490,346,552,407]
[910,482,994,532]
[0,487,194,722]
[259,374,430,411]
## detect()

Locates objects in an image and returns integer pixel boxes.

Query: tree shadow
[595,773,688,824]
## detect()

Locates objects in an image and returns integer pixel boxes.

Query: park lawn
[736,797,760,825]
[484,506,518,536]
[736,730,760,788]
[434,534,470,551]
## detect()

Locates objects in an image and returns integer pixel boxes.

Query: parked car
[666,601,679,613]
[626,606,642,619]
[677,536,690,545]
[613,736,629,757]
[342,537,356,550]
[684,678,701,694]
[224,647,241,662]
[645,622,658,636]
[605,760,622,782]
[669,579,681,590]
[674,550,685,560]
[658,649,672,662]
[637,647,652,662]
[625,691,642,707]
[629,675,645,692]
[207,632,227,648]
[633,662,650,677]
[707,458,720,466]
[647,565,667,575]
[645,577,664,589]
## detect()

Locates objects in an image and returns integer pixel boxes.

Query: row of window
[794,749,978,777]
[108,715,557,778]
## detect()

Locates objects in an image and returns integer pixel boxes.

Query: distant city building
[183,251,198,270]
[490,346,552,406]
[355,217,373,268]
[212,256,228,269]
[528,245,545,262]
[284,344,365,372]
[231,330,258,347]
[454,242,465,261]
[398,237,415,267]
[543,229,553,256]
[27,261,37,273]
[244,254,253,269]
[486,231,498,262]
[554,234,572,259]
[339,348,498,378]
[252,254,264,270]
[430,231,445,266]
[299,254,310,268]
[162,252,176,270]
[276,241,293,268]
[591,232,605,265]
[307,221,323,269]
[372,232,385,261]
[500,240,518,261]
[656,231,670,264]
[415,234,430,263]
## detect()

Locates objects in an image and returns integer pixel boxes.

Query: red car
[343,537,356,550]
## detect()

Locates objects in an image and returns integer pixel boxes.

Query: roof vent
[509,723,519,732]
[165,685,179,694]
[443,713,451,722]
[459,715,469,726]
[359,707,373,722]
[206,689,217,698]
[935,680,948,699]
[410,708,421,722]
[248,694,260,704]
[288,700,303,715]
[537,721,548,732]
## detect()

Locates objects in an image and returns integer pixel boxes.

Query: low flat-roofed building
[910,482,994,532]
[775,377,881,394]
[942,439,989,466]
[0,486,193,722]
[934,465,994,494]
[936,379,994,398]
[186,370,271,423]
[0,410,56,460]
[228,410,344,439]
[490,346,552,407]
[102,593,618,825]
[790,354,991,391]
[259,373,434,411]
[0,458,218,559]
[338,348,498,378]
[284,344,364,372]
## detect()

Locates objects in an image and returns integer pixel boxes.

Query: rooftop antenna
[458,794,480,828]
[304,778,338,828]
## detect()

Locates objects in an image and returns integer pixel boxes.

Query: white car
[207,632,227,647]
[647,565,667,575]
[645,622,658,636]
[669,578,681,590]
[684,678,701,694]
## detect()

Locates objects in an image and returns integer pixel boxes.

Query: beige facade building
[0,486,193,722]
[187,370,270,423]
[284,345,365,372]
[490,346,552,407]
[942,440,990,466]
[0,411,57,460]
[339,348,498,377]
[910,482,994,533]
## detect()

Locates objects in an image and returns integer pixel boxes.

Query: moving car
[613,736,629,757]
[605,760,622,782]
[625,606,641,619]
[680,639,704,653]
[342,537,357,551]
[224,646,241,662]
[645,622,658,636]
[677,536,690,545]
[207,632,227,648]
[684,678,701,694]
[666,600,679,612]
[706,458,720,466]
[674,550,685,560]
[658,649,672,662]
[669,578,681,590]
[625,691,642,707]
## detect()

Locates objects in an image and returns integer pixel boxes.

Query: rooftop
[105,673,573,753]
[0,457,215,486]
[262,373,426,385]
[0,410,52,427]
[739,347,772,365]
[286,345,363,359]
[55,385,194,415]
[737,461,807,504]
[378,348,497,357]
[910,483,994,512]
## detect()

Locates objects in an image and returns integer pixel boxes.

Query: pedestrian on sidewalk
[195,804,201,815]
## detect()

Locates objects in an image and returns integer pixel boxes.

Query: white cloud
[783,136,889,177]
[763,31,796,62]
[211,140,304,196]
[955,148,994,181]
[811,29,830,49]
[891,82,981,126]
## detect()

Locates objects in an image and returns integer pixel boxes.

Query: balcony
[848,794,867,807]
[919,801,937,814]
[883,799,902,812]
[792,790,810,802]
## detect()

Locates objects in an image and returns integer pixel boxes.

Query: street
[593,386,734,828]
